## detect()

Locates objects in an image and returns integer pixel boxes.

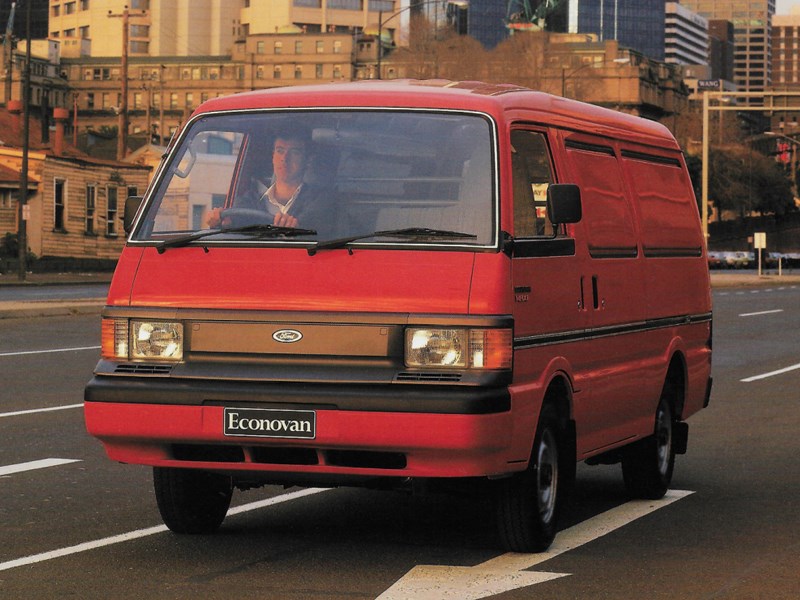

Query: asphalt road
[1,283,799,599]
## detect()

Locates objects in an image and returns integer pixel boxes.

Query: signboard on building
[697,79,721,90]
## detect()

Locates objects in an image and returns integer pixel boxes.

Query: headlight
[405,328,512,370]
[102,318,184,361]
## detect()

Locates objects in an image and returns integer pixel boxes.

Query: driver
[207,126,329,231]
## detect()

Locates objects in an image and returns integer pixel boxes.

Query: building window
[295,65,303,79]
[333,64,342,79]
[274,41,283,55]
[169,93,178,109]
[295,41,303,54]
[316,40,324,54]
[256,65,265,79]
[79,25,90,38]
[54,179,67,231]
[274,65,282,79]
[106,186,118,236]
[257,41,265,54]
[85,184,96,234]
[65,2,76,15]
[185,93,193,108]
[316,63,323,78]
[333,40,342,54]
[80,0,90,10]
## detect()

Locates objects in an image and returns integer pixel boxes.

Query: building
[386,32,689,124]
[568,0,666,61]
[681,0,775,104]
[708,19,735,82]
[47,0,395,58]
[665,3,709,67]
[0,103,150,265]
[770,8,800,134]
[58,31,355,152]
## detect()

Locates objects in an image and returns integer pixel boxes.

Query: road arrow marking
[0,458,82,478]
[378,489,694,599]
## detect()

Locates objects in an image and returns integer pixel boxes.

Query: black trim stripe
[513,238,576,258]
[643,246,703,258]
[514,312,712,350]
[620,149,682,167]
[589,246,639,259]
[565,140,615,155]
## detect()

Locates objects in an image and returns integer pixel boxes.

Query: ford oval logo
[272,329,303,344]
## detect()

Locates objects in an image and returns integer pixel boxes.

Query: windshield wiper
[308,227,477,256]
[156,224,317,253]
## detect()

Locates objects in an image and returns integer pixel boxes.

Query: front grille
[395,372,462,382]
[115,364,174,375]
[168,444,407,471]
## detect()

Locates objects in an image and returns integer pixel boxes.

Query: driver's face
[273,138,307,185]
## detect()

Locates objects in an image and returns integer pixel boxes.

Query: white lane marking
[0,487,328,572]
[0,404,83,419]
[0,345,100,358]
[741,362,800,383]
[739,309,784,317]
[378,490,694,600]
[0,459,82,478]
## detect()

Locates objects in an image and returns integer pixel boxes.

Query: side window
[565,139,637,257]
[510,130,555,237]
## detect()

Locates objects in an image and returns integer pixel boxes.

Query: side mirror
[123,196,144,234]
[547,184,582,225]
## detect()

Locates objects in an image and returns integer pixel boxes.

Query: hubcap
[536,429,558,523]
[655,404,673,476]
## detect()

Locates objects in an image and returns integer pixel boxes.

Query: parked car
[707,251,724,269]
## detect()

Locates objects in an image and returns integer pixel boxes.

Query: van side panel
[560,135,656,456]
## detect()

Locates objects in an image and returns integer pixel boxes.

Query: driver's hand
[274,212,299,228]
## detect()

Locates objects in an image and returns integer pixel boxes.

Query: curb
[0,301,105,320]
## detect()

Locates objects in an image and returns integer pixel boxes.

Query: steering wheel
[219,207,270,228]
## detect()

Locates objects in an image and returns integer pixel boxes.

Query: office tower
[665,2,709,66]
[681,0,776,101]
[567,0,666,61]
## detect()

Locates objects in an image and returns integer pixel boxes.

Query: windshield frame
[127,106,501,252]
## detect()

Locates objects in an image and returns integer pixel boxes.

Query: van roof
[193,79,679,149]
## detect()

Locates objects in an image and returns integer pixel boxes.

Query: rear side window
[565,139,637,258]
[621,152,703,256]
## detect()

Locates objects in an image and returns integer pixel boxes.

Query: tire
[621,395,675,500]
[153,467,233,534]
[496,404,564,552]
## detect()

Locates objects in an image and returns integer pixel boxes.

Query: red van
[85,80,712,552]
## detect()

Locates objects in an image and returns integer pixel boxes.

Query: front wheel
[496,404,563,552]
[153,467,233,534]
[621,396,675,499]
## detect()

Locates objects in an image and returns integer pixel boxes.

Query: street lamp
[561,56,630,98]
[375,0,456,80]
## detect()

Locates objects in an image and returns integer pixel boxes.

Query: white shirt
[263,182,303,217]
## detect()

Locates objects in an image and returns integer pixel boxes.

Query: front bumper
[84,376,517,481]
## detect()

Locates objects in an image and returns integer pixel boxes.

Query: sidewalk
[0,270,799,320]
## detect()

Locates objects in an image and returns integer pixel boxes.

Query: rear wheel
[496,404,563,552]
[153,467,233,534]
[621,396,675,499]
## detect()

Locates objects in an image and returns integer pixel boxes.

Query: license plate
[223,408,316,439]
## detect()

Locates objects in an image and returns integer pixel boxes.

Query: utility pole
[108,6,131,160]
[16,0,30,281]
[3,1,15,104]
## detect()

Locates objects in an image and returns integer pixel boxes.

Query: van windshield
[133,109,496,250]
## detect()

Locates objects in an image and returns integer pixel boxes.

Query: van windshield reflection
[134,110,496,249]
